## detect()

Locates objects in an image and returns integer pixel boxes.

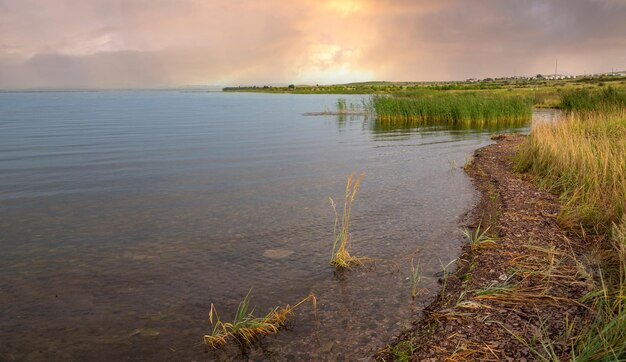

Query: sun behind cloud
[324,0,365,15]
[0,0,624,89]
[297,43,372,84]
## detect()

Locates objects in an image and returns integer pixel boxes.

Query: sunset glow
[0,0,625,88]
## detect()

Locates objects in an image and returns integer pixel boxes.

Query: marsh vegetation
[559,86,626,113]
[515,88,626,360]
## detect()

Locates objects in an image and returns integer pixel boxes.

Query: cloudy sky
[1,0,625,89]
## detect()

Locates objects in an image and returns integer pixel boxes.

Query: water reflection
[344,108,558,143]
[370,119,530,135]
[531,108,563,125]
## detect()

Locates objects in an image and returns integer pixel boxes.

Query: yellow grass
[445,341,500,362]
[516,110,626,233]
[516,109,626,360]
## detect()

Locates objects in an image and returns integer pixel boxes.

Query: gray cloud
[0,0,624,88]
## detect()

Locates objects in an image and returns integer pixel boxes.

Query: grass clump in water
[337,98,347,113]
[329,172,366,270]
[371,93,533,127]
[204,291,317,350]
[410,258,422,299]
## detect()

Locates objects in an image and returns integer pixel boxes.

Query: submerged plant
[329,172,366,270]
[411,258,422,299]
[439,259,457,303]
[462,157,470,171]
[204,291,317,349]
[337,98,347,113]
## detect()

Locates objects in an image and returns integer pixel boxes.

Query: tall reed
[516,110,626,232]
[329,172,365,270]
[371,93,532,127]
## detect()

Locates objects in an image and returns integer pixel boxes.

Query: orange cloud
[0,0,625,88]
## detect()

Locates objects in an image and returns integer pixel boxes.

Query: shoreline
[377,134,594,361]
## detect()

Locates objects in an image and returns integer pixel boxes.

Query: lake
[0,91,535,361]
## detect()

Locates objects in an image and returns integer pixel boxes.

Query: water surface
[0,91,531,361]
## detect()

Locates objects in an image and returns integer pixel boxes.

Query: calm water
[0,91,531,361]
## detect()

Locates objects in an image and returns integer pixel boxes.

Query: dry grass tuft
[329,172,367,270]
[445,341,501,362]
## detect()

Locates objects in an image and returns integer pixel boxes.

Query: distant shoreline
[0,88,224,93]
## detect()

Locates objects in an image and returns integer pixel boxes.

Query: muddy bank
[377,134,594,361]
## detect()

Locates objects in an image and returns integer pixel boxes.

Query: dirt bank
[377,134,594,361]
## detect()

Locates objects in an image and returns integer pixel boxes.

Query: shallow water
[0,91,535,361]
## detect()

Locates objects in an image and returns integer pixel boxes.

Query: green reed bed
[560,87,626,113]
[371,93,533,127]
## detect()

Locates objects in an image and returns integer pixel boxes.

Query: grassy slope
[515,89,626,360]
[517,89,626,232]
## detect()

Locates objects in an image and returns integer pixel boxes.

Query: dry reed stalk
[329,172,366,270]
